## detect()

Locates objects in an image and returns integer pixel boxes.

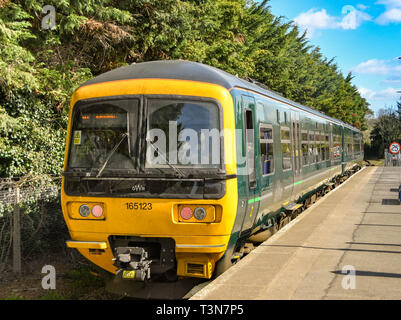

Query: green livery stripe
[249,168,338,203]
[293,180,303,187]
[248,197,260,204]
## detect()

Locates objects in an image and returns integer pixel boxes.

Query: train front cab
[61,78,240,281]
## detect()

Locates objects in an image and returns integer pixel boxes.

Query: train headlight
[177,205,217,223]
[79,204,91,217]
[92,205,104,218]
[194,207,207,221]
[180,207,193,220]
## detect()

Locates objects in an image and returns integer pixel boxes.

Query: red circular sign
[389,142,401,155]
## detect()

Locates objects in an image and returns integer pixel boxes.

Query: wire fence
[0,175,65,275]
[0,183,59,207]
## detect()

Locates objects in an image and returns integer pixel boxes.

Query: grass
[2,265,114,300]
[66,267,105,290]
[38,292,68,300]
[5,294,25,300]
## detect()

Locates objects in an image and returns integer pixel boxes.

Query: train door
[279,111,294,203]
[291,112,301,176]
[341,126,346,173]
[240,95,260,235]
[291,112,301,198]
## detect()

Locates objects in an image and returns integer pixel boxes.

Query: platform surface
[191,167,401,300]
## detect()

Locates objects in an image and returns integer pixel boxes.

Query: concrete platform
[191,167,401,300]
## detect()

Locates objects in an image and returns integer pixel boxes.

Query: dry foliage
[0,0,9,8]
[81,19,133,49]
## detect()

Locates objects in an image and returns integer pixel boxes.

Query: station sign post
[391,142,401,202]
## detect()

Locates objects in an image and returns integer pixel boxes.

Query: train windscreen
[68,99,138,172]
[146,99,221,170]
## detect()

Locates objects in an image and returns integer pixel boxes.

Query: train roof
[80,60,360,132]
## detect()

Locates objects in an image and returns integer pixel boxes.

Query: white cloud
[357,4,370,10]
[376,8,401,24]
[294,9,336,37]
[294,8,371,38]
[382,77,401,84]
[358,87,401,100]
[352,58,401,76]
[376,0,401,8]
[340,10,372,29]
[376,0,401,24]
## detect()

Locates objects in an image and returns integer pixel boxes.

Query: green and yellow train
[61,60,363,282]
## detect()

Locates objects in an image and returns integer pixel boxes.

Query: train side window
[346,134,352,157]
[315,131,320,163]
[301,130,309,166]
[281,127,292,171]
[333,134,341,159]
[325,134,330,161]
[309,131,315,164]
[260,124,274,176]
[354,135,361,155]
[321,132,326,161]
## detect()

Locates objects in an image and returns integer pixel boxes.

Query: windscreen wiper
[96,133,128,178]
[148,142,186,178]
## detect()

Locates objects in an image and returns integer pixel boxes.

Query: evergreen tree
[0,0,373,177]
[396,98,401,121]
[370,108,401,158]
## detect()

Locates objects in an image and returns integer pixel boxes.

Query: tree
[0,0,372,177]
[370,107,401,158]
[396,98,401,121]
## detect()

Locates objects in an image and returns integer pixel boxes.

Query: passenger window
[333,134,341,159]
[324,134,329,161]
[320,132,326,161]
[315,131,321,162]
[301,130,309,166]
[346,135,353,156]
[309,131,315,164]
[260,125,274,175]
[281,127,292,170]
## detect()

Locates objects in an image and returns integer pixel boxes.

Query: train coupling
[113,247,152,281]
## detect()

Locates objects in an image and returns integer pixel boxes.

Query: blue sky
[267,0,401,115]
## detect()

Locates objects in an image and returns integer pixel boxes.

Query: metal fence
[0,176,61,274]
[384,150,401,167]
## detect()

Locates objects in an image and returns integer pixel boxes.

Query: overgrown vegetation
[0,0,372,178]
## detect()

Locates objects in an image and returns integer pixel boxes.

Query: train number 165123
[125,202,152,211]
